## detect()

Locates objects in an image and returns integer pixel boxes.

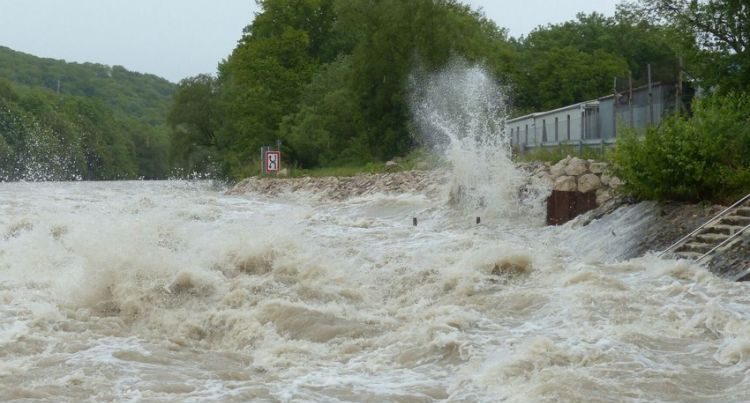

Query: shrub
[612,93,750,203]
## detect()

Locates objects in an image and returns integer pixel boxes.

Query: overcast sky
[0,0,618,83]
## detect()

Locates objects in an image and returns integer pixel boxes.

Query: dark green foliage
[0,48,175,180]
[167,74,219,175]
[279,56,368,167]
[0,46,174,126]
[511,12,679,112]
[612,93,750,203]
[628,0,750,93]
[171,0,519,179]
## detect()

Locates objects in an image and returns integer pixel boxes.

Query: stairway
[660,194,750,280]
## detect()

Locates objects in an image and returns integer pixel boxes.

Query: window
[566,115,571,140]
[542,119,547,142]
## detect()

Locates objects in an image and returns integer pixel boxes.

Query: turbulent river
[2,63,750,402]
[1,179,749,402]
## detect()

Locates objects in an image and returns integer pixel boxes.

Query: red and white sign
[264,151,281,173]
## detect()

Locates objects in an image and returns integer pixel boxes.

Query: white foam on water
[1,180,749,402]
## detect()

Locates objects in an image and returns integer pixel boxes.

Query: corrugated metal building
[508,83,674,151]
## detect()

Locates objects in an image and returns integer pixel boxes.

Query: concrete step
[676,242,715,254]
[721,215,750,227]
[702,224,745,236]
[694,232,730,244]
[735,206,750,217]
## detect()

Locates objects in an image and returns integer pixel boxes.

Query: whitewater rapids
[1,179,749,402]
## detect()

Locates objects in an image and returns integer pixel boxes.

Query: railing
[659,192,750,257]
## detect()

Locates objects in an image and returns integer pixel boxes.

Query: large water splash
[409,60,545,221]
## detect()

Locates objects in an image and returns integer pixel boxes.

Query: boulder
[550,159,568,178]
[600,174,611,186]
[589,162,607,174]
[385,160,399,171]
[577,173,602,193]
[564,157,589,176]
[534,172,554,187]
[609,176,623,189]
[554,175,578,192]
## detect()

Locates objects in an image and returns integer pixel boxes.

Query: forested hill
[0,47,175,180]
[0,46,174,126]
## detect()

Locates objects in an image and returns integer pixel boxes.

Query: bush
[612,93,750,203]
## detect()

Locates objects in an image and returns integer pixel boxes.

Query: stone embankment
[521,156,623,206]
[226,169,447,200]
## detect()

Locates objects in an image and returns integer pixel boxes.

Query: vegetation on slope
[0,47,174,180]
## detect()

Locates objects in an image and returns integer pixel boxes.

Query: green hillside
[0,47,175,180]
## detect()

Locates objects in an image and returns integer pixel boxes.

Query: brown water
[1,179,749,402]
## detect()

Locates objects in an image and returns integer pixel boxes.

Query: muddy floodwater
[3,63,750,402]
[1,179,749,402]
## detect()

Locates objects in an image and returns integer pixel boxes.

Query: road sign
[264,150,280,173]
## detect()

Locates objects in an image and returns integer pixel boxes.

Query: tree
[334,0,516,161]
[627,0,750,91]
[214,0,337,177]
[511,12,679,112]
[168,74,219,174]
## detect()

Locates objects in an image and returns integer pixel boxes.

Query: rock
[385,160,399,171]
[577,173,602,193]
[600,174,611,186]
[589,162,607,174]
[609,176,624,189]
[564,157,589,176]
[534,172,554,187]
[554,175,578,192]
[278,168,289,177]
[596,188,612,205]
[550,159,567,178]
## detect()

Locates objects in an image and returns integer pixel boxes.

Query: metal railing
[659,192,750,257]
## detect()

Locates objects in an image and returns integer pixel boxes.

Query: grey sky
[0,1,618,83]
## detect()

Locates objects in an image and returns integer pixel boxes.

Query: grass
[513,143,614,164]
[255,149,441,178]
